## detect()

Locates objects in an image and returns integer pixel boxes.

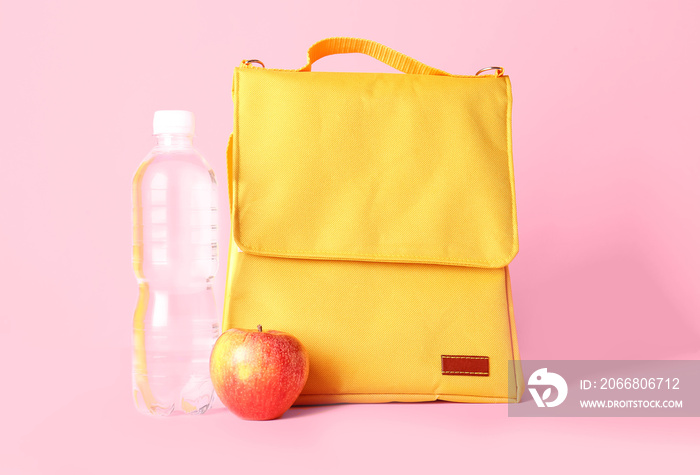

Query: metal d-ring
[475,66,504,77]
[244,59,266,68]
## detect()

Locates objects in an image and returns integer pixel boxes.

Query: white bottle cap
[153,110,195,135]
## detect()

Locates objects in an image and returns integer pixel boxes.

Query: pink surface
[1,1,698,473]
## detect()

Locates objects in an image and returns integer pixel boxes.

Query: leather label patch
[441,355,489,376]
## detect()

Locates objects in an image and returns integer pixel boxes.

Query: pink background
[2,0,698,473]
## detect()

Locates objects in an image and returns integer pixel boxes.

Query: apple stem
[257,324,262,332]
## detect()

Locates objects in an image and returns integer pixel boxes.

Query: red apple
[210,324,309,420]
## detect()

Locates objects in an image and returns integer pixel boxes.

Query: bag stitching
[505,265,522,401]
[442,371,489,376]
[237,245,513,265]
[296,392,516,400]
[442,371,489,375]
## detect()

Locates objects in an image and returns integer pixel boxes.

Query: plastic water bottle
[132,110,220,416]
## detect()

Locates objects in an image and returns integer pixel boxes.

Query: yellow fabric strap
[297,37,455,76]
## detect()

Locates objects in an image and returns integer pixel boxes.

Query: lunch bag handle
[296,37,455,76]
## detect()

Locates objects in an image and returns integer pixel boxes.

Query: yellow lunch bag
[223,37,524,404]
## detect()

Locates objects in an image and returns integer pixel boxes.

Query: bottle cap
[153,110,195,136]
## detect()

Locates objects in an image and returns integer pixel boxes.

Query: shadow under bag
[223,37,524,404]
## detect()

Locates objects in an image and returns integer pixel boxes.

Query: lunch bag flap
[230,64,517,268]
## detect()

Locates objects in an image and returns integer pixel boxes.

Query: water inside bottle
[132,142,220,416]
